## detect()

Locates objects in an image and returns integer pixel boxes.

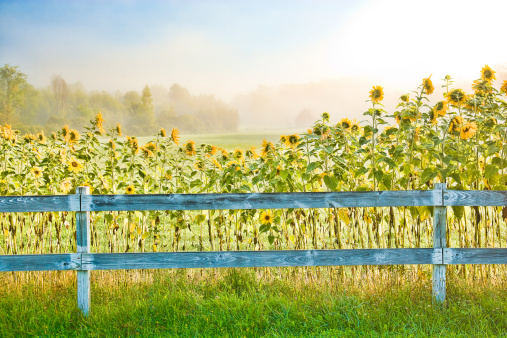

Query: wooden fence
[1,183,507,315]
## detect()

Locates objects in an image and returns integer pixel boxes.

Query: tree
[51,75,69,118]
[0,64,28,123]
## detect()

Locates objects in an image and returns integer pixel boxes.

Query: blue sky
[1,0,506,101]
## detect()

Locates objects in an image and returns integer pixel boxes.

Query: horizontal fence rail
[2,185,507,315]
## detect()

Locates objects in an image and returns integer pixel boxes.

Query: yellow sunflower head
[448,116,464,134]
[62,125,70,140]
[434,101,448,117]
[184,140,196,156]
[37,131,46,144]
[460,121,478,140]
[125,185,135,194]
[30,167,43,178]
[480,65,496,83]
[115,123,122,136]
[234,148,244,161]
[60,178,73,194]
[69,130,80,143]
[159,128,167,137]
[171,128,180,145]
[287,134,300,147]
[68,157,83,173]
[422,75,434,95]
[369,86,384,103]
[23,134,36,144]
[340,118,352,130]
[94,112,105,134]
[260,210,273,225]
[500,80,507,96]
[260,139,274,158]
[399,94,410,103]
[447,89,466,105]
[350,119,362,135]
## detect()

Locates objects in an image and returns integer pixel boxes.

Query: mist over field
[1,0,507,133]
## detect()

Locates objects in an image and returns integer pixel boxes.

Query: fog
[1,0,507,131]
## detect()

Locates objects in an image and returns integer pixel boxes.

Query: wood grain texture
[76,186,91,316]
[0,254,81,271]
[0,195,80,212]
[81,190,442,212]
[81,248,442,270]
[444,248,507,264]
[444,190,507,206]
[432,183,447,304]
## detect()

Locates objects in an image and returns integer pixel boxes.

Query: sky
[1,0,507,125]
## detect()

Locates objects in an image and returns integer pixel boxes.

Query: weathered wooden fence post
[76,186,91,315]
[432,183,447,304]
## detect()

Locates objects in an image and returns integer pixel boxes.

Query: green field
[137,128,304,150]
[2,268,507,337]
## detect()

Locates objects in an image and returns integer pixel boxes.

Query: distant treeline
[0,64,239,135]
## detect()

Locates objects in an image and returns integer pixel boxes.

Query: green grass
[136,128,303,150]
[2,268,507,337]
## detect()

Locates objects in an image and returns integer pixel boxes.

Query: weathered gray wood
[0,254,81,271]
[0,195,80,212]
[81,190,442,212]
[444,190,507,206]
[76,186,91,316]
[81,248,442,270]
[444,248,507,264]
[432,183,447,304]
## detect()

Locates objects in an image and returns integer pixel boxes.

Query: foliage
[0,65,240,135]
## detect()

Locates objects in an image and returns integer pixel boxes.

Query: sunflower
[68,157,84,173]
[260,139,274,158]
[340,118,352,130]
[434,101,448,117]
[233,148,244,161]
[108,139,116,149]
[1,124,15,141]
[460,121,478,140]
[350,120,362,135]
[322,112,330,121]
[184,140,196,156]
[23,134,36,143]
[480,65,496,83]
[125,185,135,194]
[94,112,105,134]
[447,89,466,106]
[69,129,80,143]
[399,94,409,103]
[501,80,507,95]
[448,116,464,134]
[280,135,287,145]
[260,210,273,225]
[287,134,300,148]
[369,86,384,103]
[60,178,73,194]
[250,147,259,159]
[159,128,167,137]
[211,158,222,169]
[422,75,434,95]
[37,131,46,144]
[194,160,205,170]
[30,167,43,178]
[140,146,155,158]
[115,123,122,136]
[171,128,180,145]
[145,142,158,153]
[62,125,70,141]
[127,136,140,154]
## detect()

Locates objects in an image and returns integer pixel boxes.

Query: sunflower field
[1,66,507,281]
